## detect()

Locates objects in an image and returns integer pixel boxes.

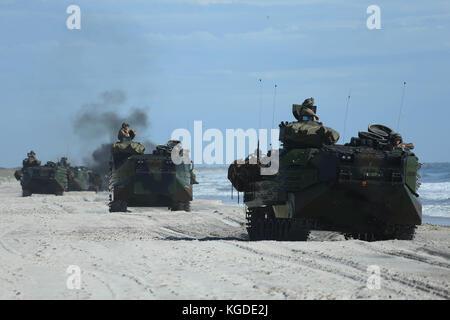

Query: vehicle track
[66,243,156,298]
[0,228,23,257]
[226,241,449,299]
[353,241,450,269]
[288,246,450,299]
[83,270,117,299]
[226,242,369,284]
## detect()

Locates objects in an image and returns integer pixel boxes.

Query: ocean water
[418,163,450,226]
[193,163,450,226]
[193,167,236,204]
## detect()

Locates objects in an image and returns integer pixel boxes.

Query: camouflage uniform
[23,151,40,168]
[283,98,339,146]
[59,157,70,168]
[118,123,136,142]
[300,98,319,121]
[17,151,40,180]
[292,98,320,122]
[59,157,75,182]
[391,133,414,150]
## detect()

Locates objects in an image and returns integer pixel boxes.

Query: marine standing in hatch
[391,133,414,150]
[58,157,70,168]
[59,157,75,183]
[15,151,40,181]
[118,123,136,142]
[294,97,323,125]
[23,150,41,167]
[299,98,319,121]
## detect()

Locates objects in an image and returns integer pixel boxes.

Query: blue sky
[0,0,449,167]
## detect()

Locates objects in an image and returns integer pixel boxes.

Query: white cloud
[390,13,450,31]
[0,40,60,53]
[146,31,217,42]
[146,26,305,43]
[204,69,233,75]
[193,0,234,4]
[159,0,334,6]
[225,26,305,40]
[249,67,349,80]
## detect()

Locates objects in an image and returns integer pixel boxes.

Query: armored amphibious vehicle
[109,140,197,212]
[228,106,421,241]
[16,161,68,197]
[58,157,103,192]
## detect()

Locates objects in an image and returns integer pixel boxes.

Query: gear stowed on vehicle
[228,99,422,241]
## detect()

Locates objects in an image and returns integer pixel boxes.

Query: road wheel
[170,201,191,212]
[183,201,191,212]
[393,225,416,240]
[109,200,127,212]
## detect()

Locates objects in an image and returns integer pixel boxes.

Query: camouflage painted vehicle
[109,140,197,212]
[67,166,91,191]
[228,107,422,241]
[58,158,103,192]
[88,171,104,192]
[16,161,68,197]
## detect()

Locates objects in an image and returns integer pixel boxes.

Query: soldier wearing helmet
[118,123,136,142]
[58,157,70,168]
[300,98,319,121]
[391,133,414,149]
[23,150,40,167]
[292,97,322,124]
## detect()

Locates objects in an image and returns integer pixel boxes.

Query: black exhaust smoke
[73,90,155,177]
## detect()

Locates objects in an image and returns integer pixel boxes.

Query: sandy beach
[0,170,449,300]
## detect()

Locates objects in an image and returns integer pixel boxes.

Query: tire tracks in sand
[222,241,450,299]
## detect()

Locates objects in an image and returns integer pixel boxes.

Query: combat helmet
[292,97,318,121]
[302,97,314,108]
[390,132,403,145]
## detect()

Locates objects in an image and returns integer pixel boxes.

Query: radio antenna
[66,142,70,160]
[343,89,352,143]
[257,79,263,129]
[397,81,407,131]
[257,79,263,163]
[271,84,278,129]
